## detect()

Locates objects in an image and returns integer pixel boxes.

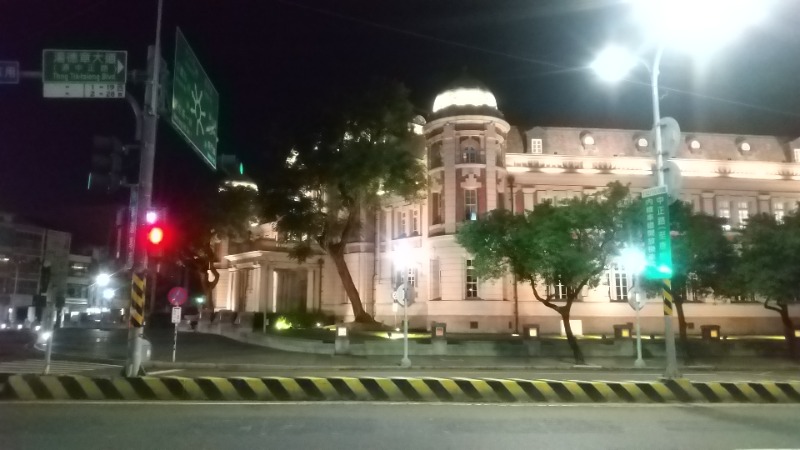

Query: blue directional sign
[0,61,20,84]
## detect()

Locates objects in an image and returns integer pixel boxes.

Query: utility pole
[125,0,164,377]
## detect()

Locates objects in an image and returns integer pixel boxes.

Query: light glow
[102,288,115,300]
[591,45,638,82]
[629,0,770,55]
[145,211,158,224]
[96,273,111,287]
[618,246,647,274]
[432,87,498,113]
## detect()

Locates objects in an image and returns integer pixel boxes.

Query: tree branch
[530,280,559,311]
[763,299,782,313]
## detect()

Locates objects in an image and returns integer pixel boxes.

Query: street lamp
[393,242,413,368]
[592,0,770,379]
[618,246,648,368]
[96,273,111,287]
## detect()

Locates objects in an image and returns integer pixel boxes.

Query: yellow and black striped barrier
[662,278,673,316]
[130,272,146,328]
[2,375,800,403]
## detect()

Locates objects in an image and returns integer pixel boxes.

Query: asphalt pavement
[2,403,800,449]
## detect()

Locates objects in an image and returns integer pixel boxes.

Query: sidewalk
[37,327,800,373]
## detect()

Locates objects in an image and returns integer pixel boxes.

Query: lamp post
[593,43,679,378]
[591,0,770,379]
[393,242,412,368]
[619,246,648,368]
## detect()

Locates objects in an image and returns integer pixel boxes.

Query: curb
[2,374,800,403]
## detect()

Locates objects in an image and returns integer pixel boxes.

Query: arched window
[462,146,477,163]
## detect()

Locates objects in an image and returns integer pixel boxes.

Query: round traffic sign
[167,286,188,306]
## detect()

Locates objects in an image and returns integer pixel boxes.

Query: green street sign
[42,49,127,98]
[170,28,218,170]
[642,186,673,279]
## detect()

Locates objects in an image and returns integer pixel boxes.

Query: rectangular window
[431,193,442,225]
[398,211,406,238]
[794,148,800,163]
[737,201,749,227]
[465,259,478,299]
[395,267,416,287]
[412,209,419,235]
[609,265,629,301]
[774,202,785,222]
[462,147,478,163]
[465,189,478,221]
[719,201,731,231]
[430,259,440,299]
[531,139,543,154]
[548,279,567,300]
[497,193,505,210]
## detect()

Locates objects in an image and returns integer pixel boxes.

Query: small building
[0,213,71,323]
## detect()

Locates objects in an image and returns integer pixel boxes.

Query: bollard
[431,322,447,356]
[523,324,541,357]
[334,325,350,355]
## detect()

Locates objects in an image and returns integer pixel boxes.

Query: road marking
[0,359,119,375]
[147,369,184,375]
[6,401,800,409]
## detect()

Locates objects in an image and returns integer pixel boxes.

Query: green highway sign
[42,49,127,98]
[170,28,219,170]
[642,185,673,280]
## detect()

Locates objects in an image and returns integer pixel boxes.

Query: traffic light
[88,136,138,193]
[142,208,169,257]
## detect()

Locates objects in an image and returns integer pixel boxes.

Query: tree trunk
[327,243,373,323]
[675,297,693,364]
[778,303,797,359]
[560,306,585,365]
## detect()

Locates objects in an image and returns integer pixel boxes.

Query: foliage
[632,201,736,362]
[178,184,262,311]
[736,211,800,355]
[636,201,736,301]
[264,80,426,322]
[457,182,634,363]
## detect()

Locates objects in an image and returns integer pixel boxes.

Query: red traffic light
[147,226,164,245]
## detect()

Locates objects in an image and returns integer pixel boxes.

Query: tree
[265,80,426,323]
[736,212,800,356]
[457,182,633,364]
[178,184,261,312]
[637,202,736,362]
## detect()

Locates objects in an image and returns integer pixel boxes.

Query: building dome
[430,74,502,119]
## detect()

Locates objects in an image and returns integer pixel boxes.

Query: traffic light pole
[650,45,680,379]
[125,0,164,377]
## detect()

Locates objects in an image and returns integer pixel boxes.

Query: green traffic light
[239,162,244,175]
[657,265,673,276]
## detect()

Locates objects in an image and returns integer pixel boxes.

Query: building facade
[0,213,71,324]
[214,78,800,335]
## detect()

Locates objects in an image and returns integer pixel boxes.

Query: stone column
[443,123,457,234]
[252,264,262,312]
[522,187,536,212]
[485,123,497,211]
[227,267,237,312]
[306,268,315,312]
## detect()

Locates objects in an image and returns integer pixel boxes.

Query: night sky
[2,0,799,246]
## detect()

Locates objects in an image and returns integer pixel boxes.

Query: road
[1,403,799,449]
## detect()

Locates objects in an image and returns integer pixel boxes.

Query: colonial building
[213,77,800,335]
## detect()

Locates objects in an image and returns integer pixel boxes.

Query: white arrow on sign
[117,60,125,74]
[627,286,644,311]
